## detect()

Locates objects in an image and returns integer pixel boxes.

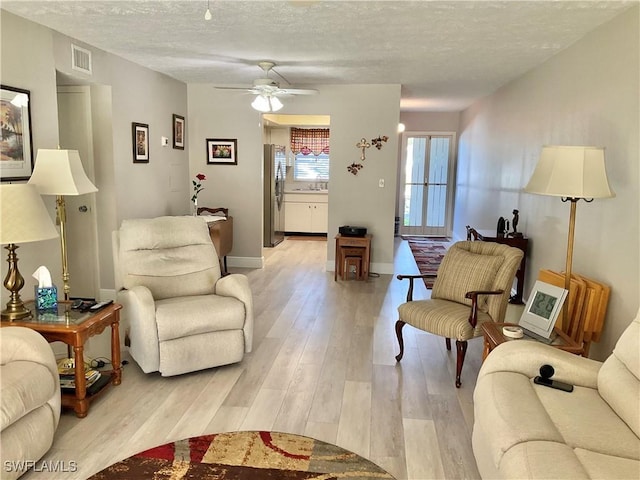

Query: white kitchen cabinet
[284,193,328,233]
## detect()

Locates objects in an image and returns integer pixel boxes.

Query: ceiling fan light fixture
[251,94,283,113]
[251,95,271,112]
[270,96,283,112]
[204,0,212,20]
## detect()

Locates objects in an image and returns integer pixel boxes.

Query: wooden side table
[481,322,583,361]
[334,234,372,281]
[1,301,122,418]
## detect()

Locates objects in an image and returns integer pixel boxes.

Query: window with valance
[290,128,330,156]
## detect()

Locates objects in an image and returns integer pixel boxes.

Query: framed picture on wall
[132,122,149,163]
[206,138,237,165]
[172,114,185,150]
[0,85,34,181]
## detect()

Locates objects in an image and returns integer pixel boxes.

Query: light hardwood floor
[26,237,521,480]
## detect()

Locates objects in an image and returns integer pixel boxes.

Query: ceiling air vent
[71,44,92,75]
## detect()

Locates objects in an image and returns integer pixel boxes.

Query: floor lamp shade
[28,149,98,195]
[524,146,615,199]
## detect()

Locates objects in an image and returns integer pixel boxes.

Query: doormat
[407,238,450,289]
[88,430,395,479]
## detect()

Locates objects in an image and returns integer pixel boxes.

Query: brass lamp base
[1,303,31,321]
[1,244,32,322]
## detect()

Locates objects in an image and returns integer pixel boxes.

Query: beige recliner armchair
[1,327,60,480]
[112,216,253,377]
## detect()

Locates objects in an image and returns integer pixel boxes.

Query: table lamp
[524,145,615,329]
[1,184,59,321]
[28,149,98,301]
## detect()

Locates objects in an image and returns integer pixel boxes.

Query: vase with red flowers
[191,173,206,215]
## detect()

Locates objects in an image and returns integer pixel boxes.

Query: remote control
[89,300,114,312]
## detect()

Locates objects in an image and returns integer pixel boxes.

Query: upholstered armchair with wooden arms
[112,216,253,377]
[395,241,523,387]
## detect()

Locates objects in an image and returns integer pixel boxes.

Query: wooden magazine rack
[538,269,610,356]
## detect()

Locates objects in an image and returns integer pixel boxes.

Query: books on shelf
[59,369,101,388]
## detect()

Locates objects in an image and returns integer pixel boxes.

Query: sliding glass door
[400,133,455,237]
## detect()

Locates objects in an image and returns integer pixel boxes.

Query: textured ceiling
[1,1,635,111]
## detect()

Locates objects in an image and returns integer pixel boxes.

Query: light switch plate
[379,178,385,188]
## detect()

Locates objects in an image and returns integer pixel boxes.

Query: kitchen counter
[284,189,328,194]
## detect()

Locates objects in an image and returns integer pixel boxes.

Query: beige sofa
[473,309,640,479]
[1,326,60,479]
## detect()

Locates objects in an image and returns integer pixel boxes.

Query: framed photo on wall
[132,122,149,163]
[206,138,237,165]
[1,85,34,181]
[172,114,184,150]
[518,280,568,339]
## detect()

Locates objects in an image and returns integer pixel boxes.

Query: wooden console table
[1,301,122,418]
[198,207,233,274]
[334,234,372,281]
[466,226,528,304]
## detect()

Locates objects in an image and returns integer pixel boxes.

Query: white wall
[1,11,65,304]
[187,84,401,272]
[456,7,639,360]
[1,11,189,303]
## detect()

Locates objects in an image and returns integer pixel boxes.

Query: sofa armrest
[0,327,61,430]
[215,273,254,353]
[116,286,161,373]
[479,340,602,388]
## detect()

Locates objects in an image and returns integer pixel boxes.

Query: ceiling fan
[215,62,318,112]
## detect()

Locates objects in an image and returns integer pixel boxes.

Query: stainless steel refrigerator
[263,144,286,247]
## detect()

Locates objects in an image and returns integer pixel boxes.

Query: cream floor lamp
[28,149,98,301]
[1,184,59,321]
[524,145,615,331]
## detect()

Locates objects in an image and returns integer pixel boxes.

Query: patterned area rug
[89,431,395,479]
[407,238,450,289]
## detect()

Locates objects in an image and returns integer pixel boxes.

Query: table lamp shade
[28,149,98,195]
[0,184,58,244]
[524,146,615,199]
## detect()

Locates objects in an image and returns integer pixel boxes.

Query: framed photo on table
[132,122,149,163]
[206,138,237,165]
[172,114,184,150]
[519,280,568,338]
[1,85,33,181]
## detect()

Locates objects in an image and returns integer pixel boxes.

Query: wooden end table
[481,322,583,361]
[334,233,372,281]
[1,301,122,418]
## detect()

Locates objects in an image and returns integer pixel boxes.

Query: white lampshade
[28,149,98,196]
[269,96,283,112]
[251,94,283,113]
[524,146,615,199]
[0,184,58,244]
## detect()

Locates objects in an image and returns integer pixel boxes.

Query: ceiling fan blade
[214,86,253,92]
[276,88,318,95]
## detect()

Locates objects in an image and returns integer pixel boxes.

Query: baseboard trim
[227,256,264,269]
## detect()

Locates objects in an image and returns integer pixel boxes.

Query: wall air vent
[71,44,92,75]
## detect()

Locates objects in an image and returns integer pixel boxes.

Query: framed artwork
[132,122,149,163]
[206,138,237,165]
[518,280,568,338]
[1,85,34,181]
[172,114,184,150]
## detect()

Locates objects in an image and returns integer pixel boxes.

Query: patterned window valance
[290,128,330,156]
